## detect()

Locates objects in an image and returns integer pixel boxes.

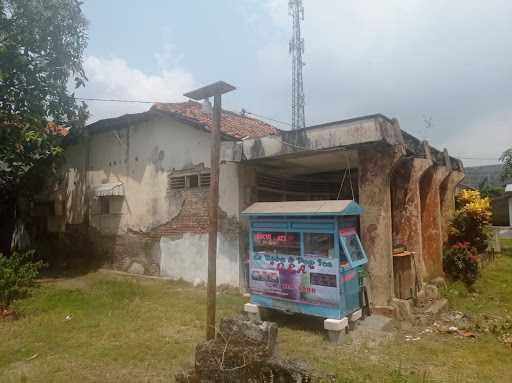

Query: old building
[42,101,464,310]
[492,184,512,227]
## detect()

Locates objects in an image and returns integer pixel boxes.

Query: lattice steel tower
[289,0,306,130]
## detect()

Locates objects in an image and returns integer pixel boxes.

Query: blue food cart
[241,200,368,320]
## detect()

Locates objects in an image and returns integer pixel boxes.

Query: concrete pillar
[419,165,450,279]
[359,145,403,307]
[391,158,432,280]
[439,170,465,242]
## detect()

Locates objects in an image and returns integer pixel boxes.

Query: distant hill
[463,164,511,189]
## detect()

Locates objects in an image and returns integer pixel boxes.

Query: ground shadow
[260,308,327,336]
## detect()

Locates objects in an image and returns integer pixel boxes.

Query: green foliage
[0,0,88,204]
[0,249,43,307]
[447,189,492,253]
[478,179,504,198]
[500,148,512,181]
[443,242,479,286]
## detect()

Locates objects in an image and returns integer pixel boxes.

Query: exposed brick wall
[144,190,210,239]
[91,232,161,275]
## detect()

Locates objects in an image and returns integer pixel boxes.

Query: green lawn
[2,245,512,382]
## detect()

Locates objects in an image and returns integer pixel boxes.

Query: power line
[77,97,293,128]
[75,98,503,161]
[457,156,500,161]
[76,97,156,104]
[242,109,292,127]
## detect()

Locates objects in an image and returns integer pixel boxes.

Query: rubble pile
[176,316,335,383]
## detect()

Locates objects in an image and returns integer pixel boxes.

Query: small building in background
[492,184,512,227]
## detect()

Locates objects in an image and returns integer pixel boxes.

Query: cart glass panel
[250,231,339,307]
[339,227,367,266]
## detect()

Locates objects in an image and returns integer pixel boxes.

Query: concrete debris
[424,284,440,299]
[127,262,145,275]
[430,277,447,289]
[176,316,335,383]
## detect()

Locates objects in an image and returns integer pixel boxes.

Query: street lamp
[184,81,236,340]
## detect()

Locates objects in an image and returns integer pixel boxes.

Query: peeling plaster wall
[54,116,241,284]
[160,232,239,286]
[239,116,400,161]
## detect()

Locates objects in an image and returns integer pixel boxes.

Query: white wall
[57,114,242,286]
[160,232,240,286]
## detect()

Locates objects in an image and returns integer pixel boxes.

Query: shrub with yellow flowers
[447,190,492,252]
[444,190,491,286]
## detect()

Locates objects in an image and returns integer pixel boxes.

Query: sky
[76,0,512,166]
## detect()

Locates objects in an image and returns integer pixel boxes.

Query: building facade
[41,101,464,310]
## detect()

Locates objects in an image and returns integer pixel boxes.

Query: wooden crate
[393,251,415,299]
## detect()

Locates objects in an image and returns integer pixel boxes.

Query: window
[303,233,334,257]
[170,172,210,190]
[344,234,365,262]
[100,198,110,214]
[188,174,199,188]
[339,243,349,267]
[253,232,300,257]
[339,228,366,264]
[199,173,210,187]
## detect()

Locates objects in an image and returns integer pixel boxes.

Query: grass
[2,242,512,382]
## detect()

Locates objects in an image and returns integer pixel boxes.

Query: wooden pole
[206,94,221,340]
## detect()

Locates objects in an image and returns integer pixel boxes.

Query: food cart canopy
[241,200,363,216]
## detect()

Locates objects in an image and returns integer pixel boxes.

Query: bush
[0,249,43,307]
[447,190,491,253]
[443,242,479,286]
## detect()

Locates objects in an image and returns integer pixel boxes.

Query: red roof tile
[151,101,278,140]
[47,122,69,136]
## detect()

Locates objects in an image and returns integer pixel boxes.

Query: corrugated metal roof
[241,200,362,216]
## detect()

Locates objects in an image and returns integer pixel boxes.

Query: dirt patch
[0,305,19,321]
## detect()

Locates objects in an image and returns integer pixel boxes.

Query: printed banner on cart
[250,232,339,307]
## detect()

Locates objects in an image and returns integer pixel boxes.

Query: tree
[447,190,492,253]
[0,0,88,254]
[478,178,504,199]
[500,148,512,182]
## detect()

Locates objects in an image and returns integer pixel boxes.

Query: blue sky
[78,0,512,166]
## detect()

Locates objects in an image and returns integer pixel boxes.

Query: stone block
[350,309,363,322]
[425,298,448,317]
[324,317,348,331]
[127,262,145,275]
[244,303,261,322]
[348,309,363,330]
[373,305,396,317]
[430,277,447,289]
[392,298,413,322]
[424,284,440,299]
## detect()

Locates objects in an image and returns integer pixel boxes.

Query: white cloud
[246,0,512,164]
[77,55,196,122]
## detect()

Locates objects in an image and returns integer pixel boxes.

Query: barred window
[170,173,210,190]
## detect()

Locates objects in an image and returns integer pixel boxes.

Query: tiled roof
[151,101,278,140]
[47,122,69,136]
[0,120,68,136]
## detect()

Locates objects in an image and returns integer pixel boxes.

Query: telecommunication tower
[289,0,306,130]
